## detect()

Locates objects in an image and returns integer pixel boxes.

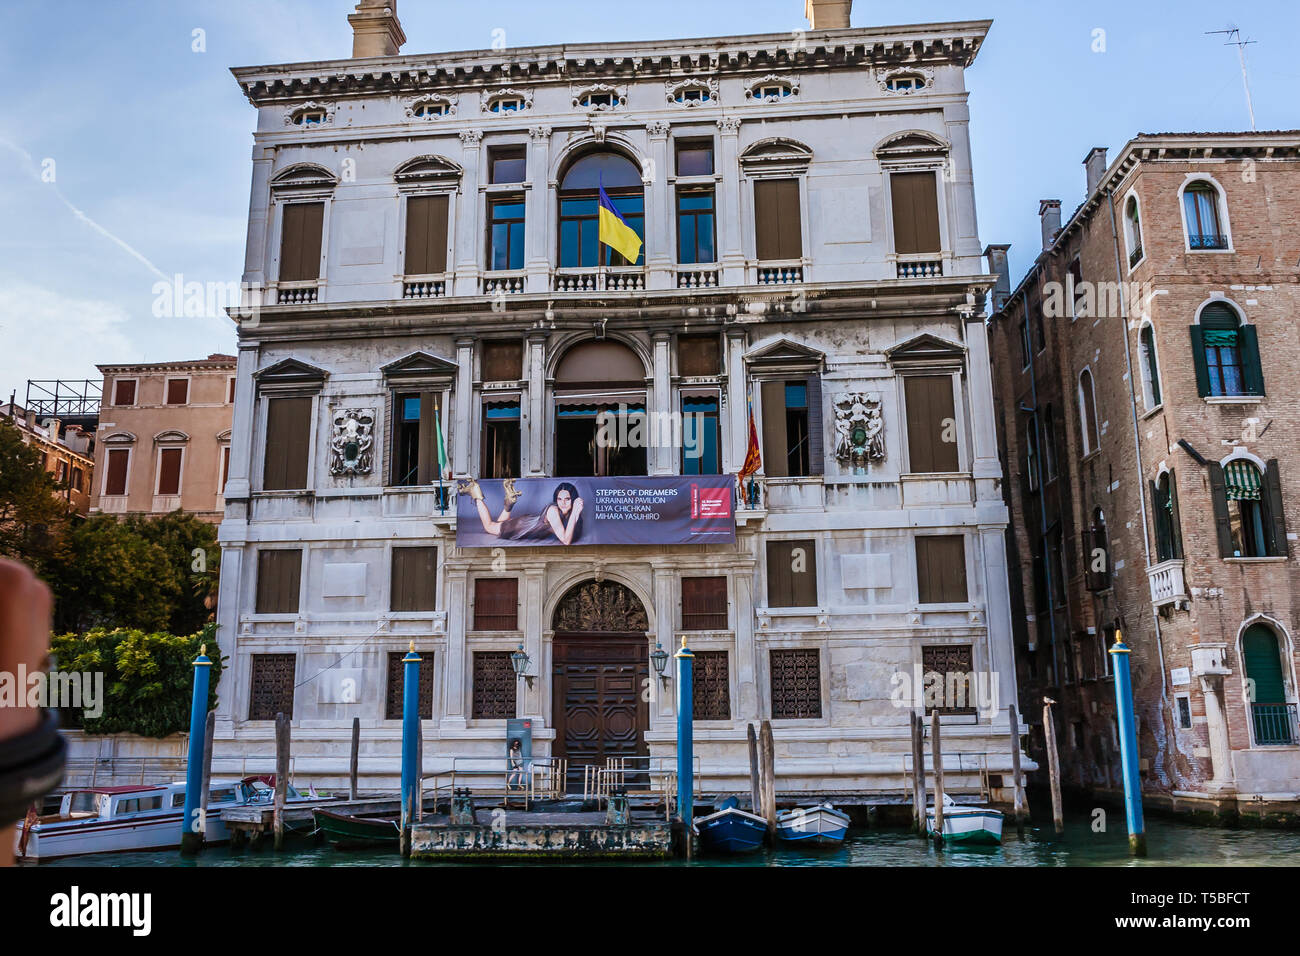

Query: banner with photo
[454,476,735,547]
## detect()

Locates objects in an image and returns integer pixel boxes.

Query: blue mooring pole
[401,642,422,842]
[1109,629,1147,856]
[180,643,212,854]
[675,637,694,839]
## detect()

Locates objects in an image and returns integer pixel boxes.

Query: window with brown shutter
[105,448,129,496]
[890,171,941,255]
[113,379,136,406]
[770,648,821,719]
[165,379,189,405]
[766,539,818,608]
[682,576,728,630]
[157,447,183,496]
[472,651,517,719]
[385,650,435,720]
[391,547,437,612]
[220,446,231,492]
[228,377,237,403]
[921,644,976,714]
[693,651,731,720]
[761,379,820,477]
[904,375,959,473]
[754,178,802,261]
[256,549,302,614]
[916,535,968,604]
[279,201,324,282]
[263,396,312,490]
[481,341,523,382]
[678,334,721,377]
[248,653,296,720]
[473,578,519,630]
[404,194,449,276]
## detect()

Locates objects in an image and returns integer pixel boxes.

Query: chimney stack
[983,244,1012,313]
[805,0,852,29]
[349,0,406,59]
[1084,147,1108,196]
[1039,199,1062,251]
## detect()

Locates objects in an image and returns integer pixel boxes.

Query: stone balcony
[1147,558,1188,608]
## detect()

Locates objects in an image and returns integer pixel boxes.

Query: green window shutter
[1168,473,1184,559]
[1239,324,1265,395]
[1264,459,1288,557]
[1207,462,1234,558]
[1189,326,1211,397]
[1242,626,1286,704]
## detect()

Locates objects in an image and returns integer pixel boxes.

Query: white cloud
[0,279,134,390]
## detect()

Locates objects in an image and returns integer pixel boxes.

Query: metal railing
[1188,233,1229,251]
[903,750,995,802]
[1252,704,1298,746]
[585,756,702,821]
[420,755,567,815]
[1128,243,1143,268]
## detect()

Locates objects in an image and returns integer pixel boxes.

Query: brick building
[0,401,96,515]
[988,131,1300,821]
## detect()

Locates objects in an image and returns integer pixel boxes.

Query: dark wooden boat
[313,808,400,849]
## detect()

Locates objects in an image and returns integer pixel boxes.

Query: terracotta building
[988,130,1300,821]
[0,402,96,515]
[92,355,237,523]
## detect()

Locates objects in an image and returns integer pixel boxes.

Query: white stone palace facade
[214,2,1026,798]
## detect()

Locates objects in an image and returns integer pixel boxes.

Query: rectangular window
[279,201,324,282]
[560,194,644,267]
[473,578,519,630]
[165,378,189,405]
[481,341,523,382]
[228,377,237,404]
[248,653,296,721]
[113,379,137,406]
[391,391,445,486]
[754,178,802,261]
[921,644,976,715]
[472,651,517,719]
[263,396,312,491]
[693,650,732,720]
[385,650,435,720]
[404,194,449,275]
[481,401,520,480]
[488,198,526,270]
[681,576,728,630]
[391,546,437,612]
[890,170,941,255]
[1175,694,1192,729]
[105,448,129,496]
[220,445,231,493]
[681,393,721,475]
[904,375,959,473]
[489,146,526,184]
[256,549,302,614]
[157,447,183,496]
[766,539,818,608]
[761,379,819,477]
[677,334,721,377]
[769,648,822,719]
[916,535,968,604]
[676,140,715,177]
[676,189,716,264]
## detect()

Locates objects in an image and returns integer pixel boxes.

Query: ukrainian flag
[598,184,643,265]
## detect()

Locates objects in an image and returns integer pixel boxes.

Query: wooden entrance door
[552,634,649,793]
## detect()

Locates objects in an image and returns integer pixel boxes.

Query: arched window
[1222,459,1270,557]
[1192,302,1263,397]
[1183,181,1227,250]
[1139,323,1161,408]
[1123,195,1143,268]
[1242,624,1295,745]
[553,340,648,477]
[1086,507,1111,591]
[1152,471,1183,562]
[558,151,645,268]
[1078,368,1099,455]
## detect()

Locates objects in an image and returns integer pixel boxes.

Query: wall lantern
[650,642,671,687]
[511,645,534,689]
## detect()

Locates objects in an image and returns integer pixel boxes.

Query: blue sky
[1,0,1294,396]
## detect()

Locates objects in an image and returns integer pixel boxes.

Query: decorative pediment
[666,77,719,107]
[283,100,335,127]
[102,431,137,445]
[874,68,936,95]
[381,351,458,383]
[404,93,458,120]
[481,88,534,114]
[744,337,825,369]
[744,74,800,102]
[153,429,190,444]
[572,83,627,111]
[394,154,463,187]
[254,358,328,391]
[886,333,965,366]
[216,429,233,442]
[739,137,812,173]
[269,162,339,192]
[874,130,949,160]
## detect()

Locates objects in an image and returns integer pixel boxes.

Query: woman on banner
[458,478,585,545]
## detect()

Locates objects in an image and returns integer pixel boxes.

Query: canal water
[34,804,1300,867]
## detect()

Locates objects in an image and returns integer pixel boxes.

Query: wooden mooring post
[1043,696,1064,834]
[1008,704,1028,836]
[747,723,760,813]
[930,714,944,849]
[273,712,289,850]
[909,711,925,834]
[198,709,215,846]
[349,716,360,801]
[759,720,776,838]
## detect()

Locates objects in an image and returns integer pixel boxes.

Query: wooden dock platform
[409,809,673,860]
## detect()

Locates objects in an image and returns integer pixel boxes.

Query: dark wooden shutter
[157,448,183,496]
[917,535,968,604]
[681,576,728,630]
[113,379,136,405]
[1240,324,1265,395]
[1150,479,1169,560]
[105,448,129,496]
[1208,462,1234,557]
[474,578,519,630]
[760,380,788,478]
[766,539,816,607]
[385,650,435,720]
[263,396,312,490]
[1189,326,1211,396]
[905,375,958,473]
[678,335,721,377]
[256,549,302,614]
[472,652,517,719]
[692,651,731,720]
[481,342,523,381]
[405,194,449,275]
[417,392,438,484]
[248,654,296,721]
[1265,459,1288,557]
[1168,473,1184,559]
[891,171,941,255]
[754,179,801,260]
[805,375,823,476]
[279,202,324,282]
[391,546,437,611]
[166,379,189,404]
[776,179,802,259]
[1242,627,1287,704]
[769,649,821,719]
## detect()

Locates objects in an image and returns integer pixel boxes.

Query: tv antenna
[1207,26,1257,130]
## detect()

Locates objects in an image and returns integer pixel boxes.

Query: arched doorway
[550,579,650,791]
[1242,623,1295,745]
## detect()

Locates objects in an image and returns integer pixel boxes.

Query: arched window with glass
[1124,195,1143,268]
[1211,458,1288,558]
[1183,181,1228,250]
[557,151,645,269]
[1139,323,1161,408]
[1151,470,1183,563]
[1078,368,1099,455]
[1191,302,1263,397]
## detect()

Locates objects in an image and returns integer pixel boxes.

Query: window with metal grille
[473,578,519,630]
[472,651,517,719]
[693,650,731,720]
[681,576,728,630]
[769,648,822,719]
[385,650,435,720]
[248,653,296,721]
[921,644,976,715]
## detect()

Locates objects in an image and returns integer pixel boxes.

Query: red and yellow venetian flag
[738,396,761,481]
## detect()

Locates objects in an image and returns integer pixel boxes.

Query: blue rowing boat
[692,796,767,854]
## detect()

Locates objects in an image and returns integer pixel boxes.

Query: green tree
[126,511,219,635]
[0,417,72,571]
